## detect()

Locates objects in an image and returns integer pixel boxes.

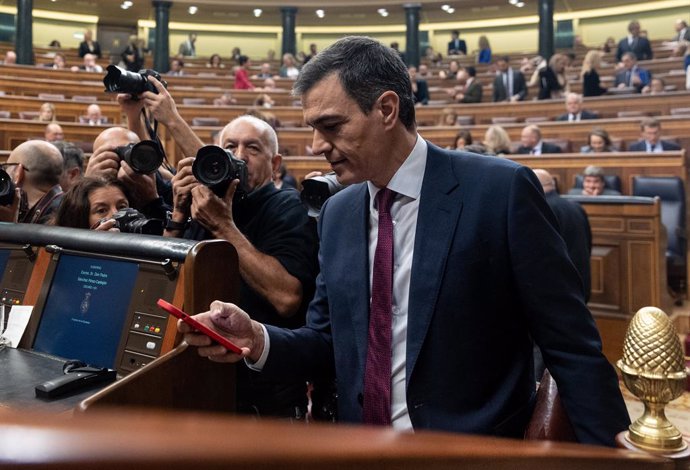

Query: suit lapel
[343,184,371,368]
[406,144,462,381]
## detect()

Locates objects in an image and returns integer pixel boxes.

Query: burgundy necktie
[362,188,396,425]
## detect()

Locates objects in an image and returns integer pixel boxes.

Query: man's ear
[14,164,25,186]
[271,153,282,176]
[378,91,400,130]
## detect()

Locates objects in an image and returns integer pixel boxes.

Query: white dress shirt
[250,136,429,432]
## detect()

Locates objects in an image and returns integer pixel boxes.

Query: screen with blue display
[32,254,139,368]
[0,249,10,284]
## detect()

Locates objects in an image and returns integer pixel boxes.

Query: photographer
[53,177,130,231]
[142,76,319,420]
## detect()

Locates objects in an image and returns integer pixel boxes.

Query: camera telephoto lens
[0,168,15,206]
[192,145,249,198]
[103,65,167,95]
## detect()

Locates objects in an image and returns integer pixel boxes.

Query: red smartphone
[157,298,243,354]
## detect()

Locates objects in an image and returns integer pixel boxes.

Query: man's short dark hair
[52,141,84,172]
[640,117,661,130]
[496,55,510,63]
[466,66,477,78]
[294,36,416,130]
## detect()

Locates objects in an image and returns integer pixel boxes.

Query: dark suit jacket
[628,140,682,152]
[492,69,527,102]
[447,39,467,55]
[413,79,429,105]
[78,41,101,58]
[614,67,651,92]
[544,191,592,301]
[616,36,653,62]
[263,144,629,446]
[556,110,598,121]
[516,142,563,154]
[460,80,482,103]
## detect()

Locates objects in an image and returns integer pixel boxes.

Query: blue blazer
[263,144,629,446]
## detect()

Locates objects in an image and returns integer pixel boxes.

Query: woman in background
[37,102,56,122]
[581,50,607,97]
[279,53,300,79]
[451,130,473,150]
[538,53,568,100]
[207,53,224,69]
[483,125,512,155]
[233,55,255,90]
[580,128,615,153]
[477,35,492,64]
[53,178,131,230]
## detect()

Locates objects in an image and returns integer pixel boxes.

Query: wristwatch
[164,211,191,232]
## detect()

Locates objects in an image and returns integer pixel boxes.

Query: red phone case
[157,299,243,354]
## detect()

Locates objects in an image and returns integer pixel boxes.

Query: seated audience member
[581,50,607,97]
[417,64,431,78]
[602,36,617,54]
[53,177,130,230]
[167,58,184,76]
[48,40,61,48]
[279,53,299,79]
[274,164,297,190]
[538,53,568,100]
[439,60,460,79]
[78,29,102,58]
[642,77,666,95]
[44,123,64,142]
[556,93,598,122]
[214,93,237,106]
[616,20,653,62]
[44,52,66,70]
[483,125,511,155]
[71,53,102,73]
[262,78,278,90]
[408,66,429,105]
[438,108,458,126]
[207,53,224,69]
[253,94,275,109]
[533,169,592,301]
[84,104,107,125]
[234,55,255,90]
[303,43,318,64]
[38,102,56,122]
[569,165,621,196]
[614,52,650,93]
[253,62,273,79]
[493,56,527,102]
[628,117,681,152]
[2,50,16,65]
[476,35,492,64]
[451,129,472,150]
[52,141,84,192]
[516,125,562,154]
[581,128,616,153]
[4,140,64,224]
[454,66,482,103]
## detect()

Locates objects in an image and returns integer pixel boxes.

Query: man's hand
[85,143,121,179]
[178,300,264,363]
[141,76,178,127]
[191,180,239,236]
[0,188,21,222]
[171,157,198,215]
[118,160,158,207]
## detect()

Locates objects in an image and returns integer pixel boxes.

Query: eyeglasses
[0,163,29,172]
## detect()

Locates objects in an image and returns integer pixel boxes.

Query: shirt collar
[367,134,427,202]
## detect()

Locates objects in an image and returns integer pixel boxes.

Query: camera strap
[141,109,174,172]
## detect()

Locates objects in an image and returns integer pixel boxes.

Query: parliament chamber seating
[633,176,687,294]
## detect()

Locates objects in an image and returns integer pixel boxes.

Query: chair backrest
[0,110,10,119]
[573,174,622,193]
[524,370,576,442]
[71,95,98,103]
[38,93,65,101]
[182,98,207,105]
[524,116,549,124]
[192,117,220,127]
[455,115,475,126]
[18,111,40,120]
[491,116,518,124]
[632,176,686,258]
[78,115,109,124]
[617,110,648,118]
[670,107,690,116]
[542,138,571,153]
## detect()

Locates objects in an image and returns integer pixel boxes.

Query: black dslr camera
[300,173,346,217]
[110,208,163,235]
[103,65,167,95]
[0,168,15,206]
[114,141,164,174]
[192,145,250,198]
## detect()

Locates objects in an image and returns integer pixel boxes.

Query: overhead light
[188,5,198,14]
[377,8,389,17]
[509,0,518,3]
[516,1,525,6]
[446,7,455,13]
[316,9,325,18]
[120,1,132,9]
[441,4,451,11]
[253,8,262,17]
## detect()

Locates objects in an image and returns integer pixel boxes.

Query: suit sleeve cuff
[245,323,270,371]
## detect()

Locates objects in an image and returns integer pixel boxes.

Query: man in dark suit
[492,56,527,102]
[616,20,653,62]
[447,30,467,56]
[516,125,563,154]
[614,52,651,93]
[454,66,482,103]
[673,19,690,42]
[556,93,598,121]
[78,29,101,58]
[179,36,629,447]
[628,117,682,152]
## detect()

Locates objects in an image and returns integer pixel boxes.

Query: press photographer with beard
[140,76,319,420]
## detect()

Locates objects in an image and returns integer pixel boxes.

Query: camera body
[300,173,346,217]
[114,141,164,174]
[103,65,167,95]
[110,208,163,235]
[0,168,15,206]
[192,145,250,198]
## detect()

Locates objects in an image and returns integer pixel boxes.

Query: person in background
[84,104,107,125]
[253,63,273,79]
[438,108,458,126]
[642,77,666,95]
[614,52,651,93]
[2,50,16,65]
[38,102,56,122]
[304,43,318,64]
[178,32,197,57]
[569,165,621,196]
[408,66,429,106]
[168,58,184,76]
[556,93,598,122]
[78,29,101,58]
[44,123,64,142]
[53,177,130,230]
[581,50,607,97]
[454,66,482,103]
[451,129,472,150]
[580,128,616,153]
[72,53,102,73]
[234,55,255,90]
[516,125,562,154]
[208,54,224,69]
[477,35,492,64]
[448,30,467,55]
[121,35,145,73]
[279,53,300,79]
[48,40,61,48]
[616,20,653,62]
[52,141,84,192]
[493,56,528,102]
[44,52,67,70]
[628,117,681,152]
[483,125,512,155]
[538,53,568,100]
[439,60,460,80]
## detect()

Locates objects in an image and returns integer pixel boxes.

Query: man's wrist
[164,210,191,232]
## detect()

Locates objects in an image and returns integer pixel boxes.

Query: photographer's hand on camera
[190,179,239,236]
[0,187,21,223]
[117,93,146,137]
[85,143,120,180]
[162,157,198,237]
[118,160,159,207]
[92,218,118,232]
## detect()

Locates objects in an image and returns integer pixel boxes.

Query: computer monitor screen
[32,253,139,368]
[0,249,10,283]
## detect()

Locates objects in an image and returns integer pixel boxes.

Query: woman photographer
[52,177,130,230]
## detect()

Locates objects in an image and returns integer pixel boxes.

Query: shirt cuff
[245,323,270,371]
